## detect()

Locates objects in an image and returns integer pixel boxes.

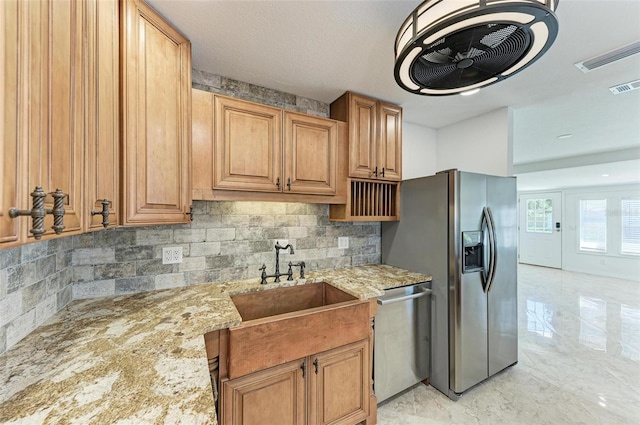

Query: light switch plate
[338,237,349,249]
[162,247,183,264]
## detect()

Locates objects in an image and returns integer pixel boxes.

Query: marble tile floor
[377,264,640,425]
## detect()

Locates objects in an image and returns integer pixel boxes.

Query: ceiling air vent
[609,79,640,95]
[575,41,640,73]
[394,0,560,96]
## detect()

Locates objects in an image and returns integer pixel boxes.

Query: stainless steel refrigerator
[381,169,518,400]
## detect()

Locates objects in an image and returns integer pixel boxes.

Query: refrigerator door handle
[482,207,496,292]
[486,206,498,293]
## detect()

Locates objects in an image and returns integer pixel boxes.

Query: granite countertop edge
[0,264,431,424]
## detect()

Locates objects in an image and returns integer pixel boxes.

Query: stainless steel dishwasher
[374,282,431,403]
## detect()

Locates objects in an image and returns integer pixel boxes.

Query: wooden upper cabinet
[191,89,215,193]
[347,95,378,180]
[0,0,23,247]
[284,112,337,195]
[214,96,282,193]
[377,102,402,181]
[21,0,84,241]
[331,92,402,182]
[121,0,191,225]
[85,0,119,230]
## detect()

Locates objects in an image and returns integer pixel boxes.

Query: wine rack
[330,179,399,221]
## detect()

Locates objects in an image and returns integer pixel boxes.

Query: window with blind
[621,199,640,255]
[579,199,607,252]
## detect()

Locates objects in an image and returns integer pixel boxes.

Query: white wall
[402,122,437,180]
[561,184,640,281]
[436,107,513,176]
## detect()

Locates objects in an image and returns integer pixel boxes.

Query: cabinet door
[121,0,191,225]
[309,340,370,425]
[0,0,24,246]
[215,96,282,193]
[348,94,377,179]
[85,0,119,230]
[221,359,306,425]
[191,89,215,192]
[284,112,337,195]
[377,102,402,181]
[22,0,84,241]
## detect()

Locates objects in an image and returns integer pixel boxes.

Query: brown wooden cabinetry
[192,91,341,201]
[0,0,24,247]
[121,0,192,226]
[85,0,119,230]
[329,92,402,222]
[331,92,402,182]
[24,0,85,240]
[214,96,283,193]
[2,0,120,244]
[309,340,370,425]
[284,112,338,195]
[219,340,371,425]
[221,359,306,425]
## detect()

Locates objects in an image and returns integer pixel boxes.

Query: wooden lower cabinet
[220,339,372,425]
[221,359,306,425]
[309,340,370,425]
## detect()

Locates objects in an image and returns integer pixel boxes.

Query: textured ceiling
[148,0,640,188]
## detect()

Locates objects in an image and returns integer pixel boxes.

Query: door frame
[518,191,563,269]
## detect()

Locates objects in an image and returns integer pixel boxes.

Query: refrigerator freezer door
[452,172,489,394]
[487,176,519,376]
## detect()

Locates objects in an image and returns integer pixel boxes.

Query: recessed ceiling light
[557,134,573,139]
[460,89,480,96]
[601,174,610,177]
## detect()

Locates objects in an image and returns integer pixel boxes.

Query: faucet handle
[287,262,294,281]
[259,264,268,285]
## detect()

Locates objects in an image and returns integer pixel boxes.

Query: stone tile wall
[72,201,380,298]
[191,68,330,117]
[0,201,380,355]
[0,238,73,355]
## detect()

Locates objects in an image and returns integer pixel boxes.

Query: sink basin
[227,282,371,378]
[231,281,356,321]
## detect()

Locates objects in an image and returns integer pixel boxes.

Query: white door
[518,192,562,268]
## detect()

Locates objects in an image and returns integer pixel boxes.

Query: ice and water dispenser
[462,231,483,273]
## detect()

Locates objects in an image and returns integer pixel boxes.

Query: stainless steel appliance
[374,282,431,403]
[381,169,518,400]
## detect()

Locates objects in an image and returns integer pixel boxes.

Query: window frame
[578,198,607,254]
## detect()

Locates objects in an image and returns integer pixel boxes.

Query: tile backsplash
[191,68,330,117]
[0,201,380,355]
[0,238,73,355]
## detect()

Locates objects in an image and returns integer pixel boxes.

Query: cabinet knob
[381,167,385,178]
[276,177,281,190]
[373,166,378,178]
[287,178,292,191]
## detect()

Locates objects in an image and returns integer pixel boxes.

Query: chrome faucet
[259,242,297,284]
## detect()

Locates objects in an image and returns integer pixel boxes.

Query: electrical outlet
[338,237,349,249]
[162,247,183,264]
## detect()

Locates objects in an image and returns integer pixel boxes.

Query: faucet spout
[275,241,294,254]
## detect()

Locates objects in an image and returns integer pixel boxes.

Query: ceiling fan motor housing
[394,0,560,96]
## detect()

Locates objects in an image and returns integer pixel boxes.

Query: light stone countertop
[0,264,430,424]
